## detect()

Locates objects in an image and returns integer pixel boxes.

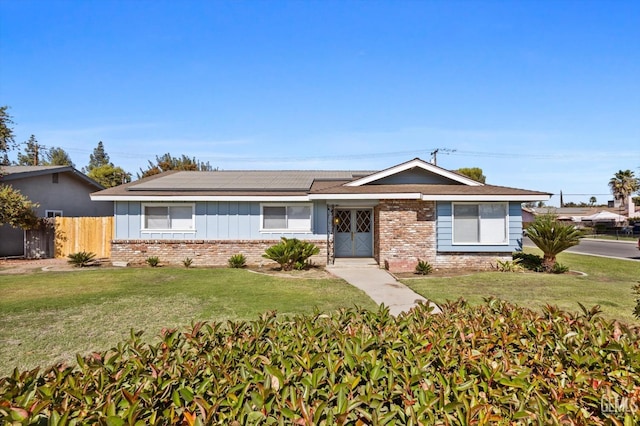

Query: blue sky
[1,0,638,206]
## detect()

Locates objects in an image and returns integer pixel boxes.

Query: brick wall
[376,200,436,272]
[375,199,511,272]
[111,239,328,267]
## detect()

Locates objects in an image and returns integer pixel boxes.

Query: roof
[1,166,105,190]
[91,158,551,202]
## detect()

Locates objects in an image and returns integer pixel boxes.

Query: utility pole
[430,149,439,165]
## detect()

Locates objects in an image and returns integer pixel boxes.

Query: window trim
[260,203,313,233]
[141,203,196,232]
[45,210,63,218]
[451,202,509,245]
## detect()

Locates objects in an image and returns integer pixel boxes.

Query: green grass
[0,267,376,376]
[402,249,640,325]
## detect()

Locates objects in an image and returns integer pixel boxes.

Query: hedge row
[1,299,639,425]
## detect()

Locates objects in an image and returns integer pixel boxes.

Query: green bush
[551,262,569,274]
[145,256,160,267]
[66,251,96,267]
[414,258,433,275]
[227,253,247,268]
[512,252,544,272]
[494,259,523,272]
[182,257,193,268]
[262,237,320,271]
[2,300,638,424]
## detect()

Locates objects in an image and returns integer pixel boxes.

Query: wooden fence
[54,217,114,259]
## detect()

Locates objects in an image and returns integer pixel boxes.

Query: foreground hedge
[1,299,639,425]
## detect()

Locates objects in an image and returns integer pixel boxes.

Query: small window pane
[264,206,286,229]
[170,206,193,229]
[454,204,479,243]
[287,206,311,230]
[480,204,507,243]
[146,206,168,229]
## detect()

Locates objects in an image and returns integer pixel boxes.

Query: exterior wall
[111,239,328,268]
[376,199,518,273]
[436,202,523,252]
[114,200,328,240]
[8,173,112,217]
[376,199,437,272]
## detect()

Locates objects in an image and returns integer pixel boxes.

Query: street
[523,237,640,262]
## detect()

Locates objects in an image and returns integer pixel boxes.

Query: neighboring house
[90,158,550,272]
[0,166,113,257]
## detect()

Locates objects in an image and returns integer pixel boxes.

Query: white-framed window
[45,210,63,218]
[141,203,195,231]
[452,202,508,244]
[260,203,313,232]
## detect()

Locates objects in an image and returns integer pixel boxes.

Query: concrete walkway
[326,259,442,316]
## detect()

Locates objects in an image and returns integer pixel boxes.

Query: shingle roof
[1,165,105,189]
[128,170,374,192]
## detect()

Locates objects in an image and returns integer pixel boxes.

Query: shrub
[227,253,247,268]
[262,237,320,271]
[551,262,569,274]
[512,252,544,272]
[182,257,193,268]
[1,300,638,424]
[414,259,433,275]
[145,256,160,267]
[525,213,582,272]
[66,251,96,267]
[494,259,523,272]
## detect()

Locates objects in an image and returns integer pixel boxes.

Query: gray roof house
[0,166,113,257]
[91,158,550,272]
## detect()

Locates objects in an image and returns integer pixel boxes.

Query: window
[453,203,508,244]
[46,210,63,218]
[142,204,194,231]
[261,204,312,231]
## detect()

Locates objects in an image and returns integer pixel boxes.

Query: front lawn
[0,267,376,376]
[402,250,640,325]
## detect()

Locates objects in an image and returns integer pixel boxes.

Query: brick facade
[111,239,328,267]
[374,199,510,272]
[375,199,437,272]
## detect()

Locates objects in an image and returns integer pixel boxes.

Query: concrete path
[327,259,442,316]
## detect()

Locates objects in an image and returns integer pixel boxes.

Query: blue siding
[373,169,454,185]
[114,201,328,240]
[436,202,522,252]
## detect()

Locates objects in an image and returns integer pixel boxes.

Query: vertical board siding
[55,217,113,258]
[115,201,328,240]
[436,201,522,252]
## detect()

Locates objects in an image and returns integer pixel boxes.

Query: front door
[334,209,373,257]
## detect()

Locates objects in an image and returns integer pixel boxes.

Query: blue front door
[335,209,373,257]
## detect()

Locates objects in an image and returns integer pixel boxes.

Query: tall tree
[16,135,45,166]
[138,153,215,179]
[589,196,597,206]
[87,164,132,188]
[608,170,639,208]
[455,167,486,183]
[85,141,110,172]
[0,106,16,156]
[43,147,75,167]
[1,106,16,175]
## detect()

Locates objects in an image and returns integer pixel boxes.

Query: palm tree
[609,170,639,208]
[525,214,581,272]
[589,196,597,206]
